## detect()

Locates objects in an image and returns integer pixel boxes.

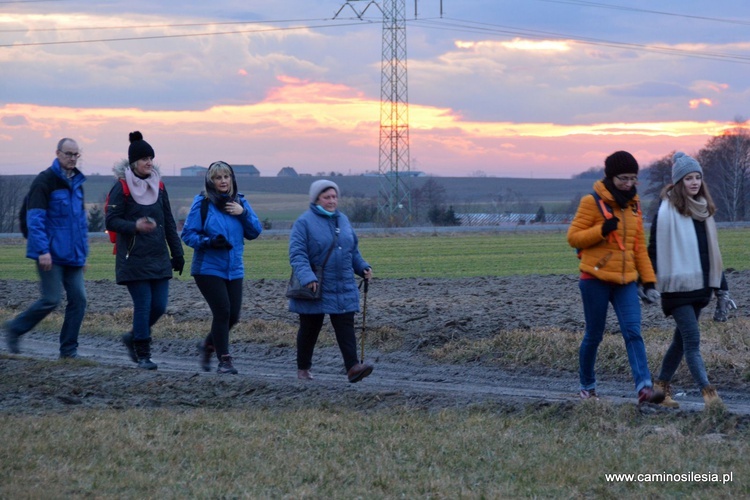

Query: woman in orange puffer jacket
[567,150,664,405]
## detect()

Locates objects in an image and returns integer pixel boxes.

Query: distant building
[181,165,207,177]
[277,166,298,177]
[233,164,260,177]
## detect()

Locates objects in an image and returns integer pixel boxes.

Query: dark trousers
[297,312,358,371]
[194,275,243,358]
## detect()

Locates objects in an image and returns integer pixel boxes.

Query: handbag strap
[319,218,339,270]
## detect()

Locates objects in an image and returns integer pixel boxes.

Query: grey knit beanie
[672,152,702,184]
[309,179,339,204]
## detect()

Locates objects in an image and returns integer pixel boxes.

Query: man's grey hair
[56,138,75,151]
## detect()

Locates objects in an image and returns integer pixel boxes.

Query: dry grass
[0,404,747,498]
[431,318,750,384]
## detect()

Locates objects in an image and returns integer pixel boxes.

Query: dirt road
[2,273,749,415]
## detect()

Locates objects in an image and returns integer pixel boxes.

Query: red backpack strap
[119,178,130,197]
[593,192,625,251]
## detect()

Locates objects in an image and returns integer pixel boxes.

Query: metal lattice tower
[335,0,412,225]
[377,0,411,225]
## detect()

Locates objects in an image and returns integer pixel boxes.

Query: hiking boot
[579,389,599,400]
[347,363,373,383]
[197,340,214,372]
[297,369,314,380]
[5,329,20,354]
[655,380,679,408]
[217,355,238,375]
[701,385,724,409]
[137,358,158,370]
[121,332,137,363]
[59,352,79,360]
[133,339,157,370]
[638,386,665,405]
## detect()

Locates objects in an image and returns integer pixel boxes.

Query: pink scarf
[124,168,161,205]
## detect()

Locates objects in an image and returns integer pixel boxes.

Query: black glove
[601,217,619,237]
[210,235,233,249]
[171,256,185,276]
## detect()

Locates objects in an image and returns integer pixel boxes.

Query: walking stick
[360,278,369,364]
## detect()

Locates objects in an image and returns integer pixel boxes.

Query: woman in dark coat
[289,180,373,383]
[105,131,184,370]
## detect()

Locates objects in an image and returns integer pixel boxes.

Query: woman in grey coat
[289,180,373,382]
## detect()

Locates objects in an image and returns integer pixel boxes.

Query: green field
[2,227,749,281]
[2,228,749,498]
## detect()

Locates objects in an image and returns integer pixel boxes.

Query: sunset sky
[1,1,749,178]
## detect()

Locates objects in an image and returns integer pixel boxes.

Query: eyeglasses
[59,151,81,159]
[614,175,638,183]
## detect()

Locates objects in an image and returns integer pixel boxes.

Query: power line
[412,17,750,65]
[0,17,334,33]
[534,0,750,27]
[2,9,749,66]
[0,20,373,48]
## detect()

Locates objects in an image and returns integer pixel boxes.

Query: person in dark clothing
[3,138,88,359]
[180,161,263,374]
[649,152,726,409]
[105,131,184,370]
[289,180,373,383]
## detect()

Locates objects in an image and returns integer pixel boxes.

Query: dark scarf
[202,167,238,210]
[603,178,636,208]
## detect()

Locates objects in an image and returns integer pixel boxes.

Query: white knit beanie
[672,152,702,184]
[309,179,339,204]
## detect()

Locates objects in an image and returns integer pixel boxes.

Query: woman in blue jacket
[289,180,373,383]
[181,161,262,374]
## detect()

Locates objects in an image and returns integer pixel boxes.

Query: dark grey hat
[672,152,702,184]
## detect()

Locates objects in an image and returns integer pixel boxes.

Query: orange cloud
[689,98,713,109]
[0,78,745,177]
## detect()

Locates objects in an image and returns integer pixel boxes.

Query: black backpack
[19,193,29,238]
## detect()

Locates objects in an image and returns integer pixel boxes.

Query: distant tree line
[568,119,750,223]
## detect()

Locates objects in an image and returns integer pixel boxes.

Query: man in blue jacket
[4,138,89,358]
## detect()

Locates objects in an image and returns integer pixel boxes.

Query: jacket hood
[112,158,162,180]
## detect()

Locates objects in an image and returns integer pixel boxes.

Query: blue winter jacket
[180,194,263,280]
[288,205,370,315]
[26,159,88,266]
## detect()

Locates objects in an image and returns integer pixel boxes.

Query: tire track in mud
[7,334,750,416]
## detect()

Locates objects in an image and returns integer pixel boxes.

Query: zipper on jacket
[620,206,627,283]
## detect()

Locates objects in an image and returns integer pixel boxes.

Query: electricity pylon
[377,0,411,225]
[336,0,412,225]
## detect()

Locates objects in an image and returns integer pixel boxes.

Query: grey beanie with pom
[309,179,339,204]
[672,152,702,184]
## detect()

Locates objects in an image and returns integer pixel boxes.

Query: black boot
[121,332,137,363]
[133,339,158,370]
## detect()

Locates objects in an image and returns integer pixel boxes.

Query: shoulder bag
[286,223,339,300]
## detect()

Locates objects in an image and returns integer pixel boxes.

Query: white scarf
[655,197,722,293]
[124,167,161,205]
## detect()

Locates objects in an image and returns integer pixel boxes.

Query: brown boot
[655,380,679,408]
[701,385,724,409]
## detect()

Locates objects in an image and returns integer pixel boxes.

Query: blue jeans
[578,279,653,394]
[657,304,709,389]
[126,279,170,341]
[6,263,86,356]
